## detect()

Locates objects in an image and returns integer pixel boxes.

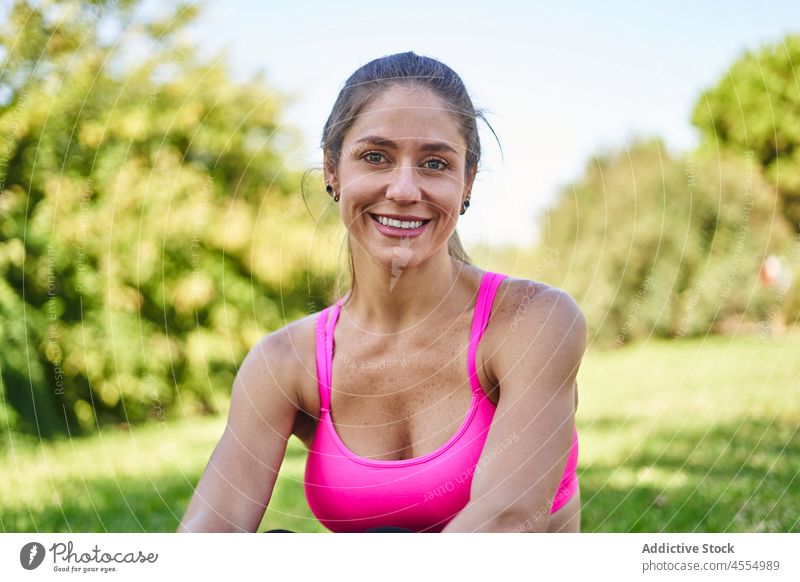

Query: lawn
[2,333,798,532]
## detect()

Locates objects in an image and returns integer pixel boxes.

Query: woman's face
[327,84,474,269]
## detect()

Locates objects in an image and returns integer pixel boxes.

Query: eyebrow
[351,136,459,156]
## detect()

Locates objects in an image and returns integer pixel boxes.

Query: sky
[181,0,799,248]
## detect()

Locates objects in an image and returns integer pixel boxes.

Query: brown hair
[308,51,501,304]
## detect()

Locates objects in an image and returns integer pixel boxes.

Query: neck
[344,249,468,333]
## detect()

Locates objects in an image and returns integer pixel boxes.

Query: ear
[463,165,477,198]
[324,151,340,192]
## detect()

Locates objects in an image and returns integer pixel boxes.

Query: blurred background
[1,0,798,532]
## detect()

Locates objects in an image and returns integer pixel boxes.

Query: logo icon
[20,542,46,570]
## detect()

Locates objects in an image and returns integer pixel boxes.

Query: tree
[0,0,338,438]
[692,34,800,233]
[535,138,794,347]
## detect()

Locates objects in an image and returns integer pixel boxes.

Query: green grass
[2,333,798,532]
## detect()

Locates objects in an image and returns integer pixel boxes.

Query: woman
[178,51,586,533]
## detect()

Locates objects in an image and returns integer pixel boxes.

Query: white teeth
[375,215,425,229]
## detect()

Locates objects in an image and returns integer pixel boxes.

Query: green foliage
[0,0,340,437]
[692,35,800,232]
[536,138,795,347]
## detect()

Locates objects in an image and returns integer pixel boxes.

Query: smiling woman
[178,51,586,534]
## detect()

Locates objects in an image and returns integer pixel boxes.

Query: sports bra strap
[315,304,339,413]
[468,272,507,395]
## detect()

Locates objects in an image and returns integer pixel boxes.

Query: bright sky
[187,0,799,248]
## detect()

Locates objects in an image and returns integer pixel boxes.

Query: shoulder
[490,276,585,335]
[238,311,320,413]
[486,276,587,385]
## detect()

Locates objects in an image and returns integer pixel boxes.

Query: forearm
[177,509,247,533]
[178,503,251,533]
[177,484,267,533]
[442,502,547,533]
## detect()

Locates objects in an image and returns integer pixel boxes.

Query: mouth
[368,213,432,237]
[369,213,432,229]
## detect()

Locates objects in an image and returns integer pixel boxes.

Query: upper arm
[468,286,587,531]
[178,328,302,532]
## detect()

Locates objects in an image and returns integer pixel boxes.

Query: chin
[355,239,421,270]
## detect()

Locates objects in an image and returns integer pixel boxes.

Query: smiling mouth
[368,213,433,230]
[368,213,433,229]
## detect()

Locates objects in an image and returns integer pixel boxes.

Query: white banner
[1,533,797,581]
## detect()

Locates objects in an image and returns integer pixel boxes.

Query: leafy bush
[536,139,795,347]
[0,0,339,437]
[692,35,800,232]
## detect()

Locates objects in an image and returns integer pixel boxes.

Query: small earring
[460,199,470,215]
[325,182,340,202]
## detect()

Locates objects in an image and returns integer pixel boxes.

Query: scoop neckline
[322,271,496,467]
[324,392,484,467]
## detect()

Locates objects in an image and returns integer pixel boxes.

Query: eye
[360,151,450,171]
[423,157,449,171]
[362,151,386,164]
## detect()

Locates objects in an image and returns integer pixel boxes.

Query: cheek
[341,202,362,229]
[341,199,376,233]
[435,192,463,218]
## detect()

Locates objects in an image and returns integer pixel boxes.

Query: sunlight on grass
[2,333,798,532]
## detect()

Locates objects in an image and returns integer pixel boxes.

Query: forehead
[345,84,465,150]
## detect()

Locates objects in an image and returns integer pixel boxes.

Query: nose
[385,162,422,203]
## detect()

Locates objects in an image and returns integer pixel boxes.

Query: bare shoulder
[275,311,323,416]
[234,312,317,413]
[489,276,584,333]
[484,276,587,385]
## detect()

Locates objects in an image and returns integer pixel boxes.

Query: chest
[293,311,500,460]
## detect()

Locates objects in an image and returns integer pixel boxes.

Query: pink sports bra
[304,271,579,532]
